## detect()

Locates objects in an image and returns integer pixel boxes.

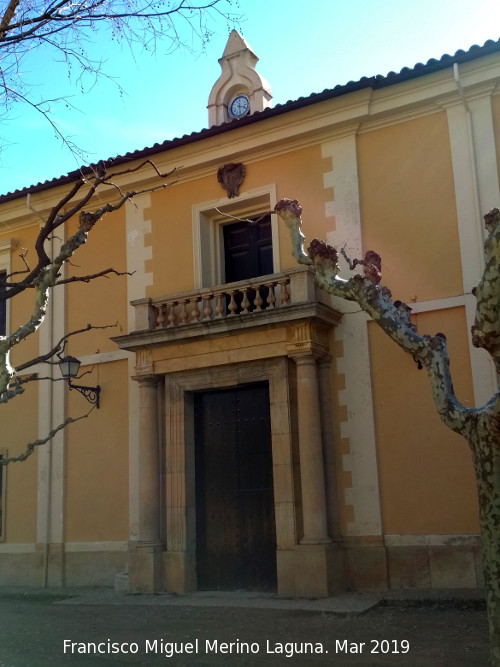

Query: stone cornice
[0,238,17,252]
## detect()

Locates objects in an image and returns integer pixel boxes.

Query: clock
[229,94,250,118]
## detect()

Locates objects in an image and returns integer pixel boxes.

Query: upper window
[192,185,279,290]
[222,214,273,313]
[223,213,273,284]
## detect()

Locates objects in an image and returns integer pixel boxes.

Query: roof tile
[3,38,500,202]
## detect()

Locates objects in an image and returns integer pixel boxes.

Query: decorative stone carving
[217,162,246,198]
[286,321,330,358]
[135,348,154,376]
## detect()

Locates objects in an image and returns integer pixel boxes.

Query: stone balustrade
[131,266,328,333]
[154,274,290,329]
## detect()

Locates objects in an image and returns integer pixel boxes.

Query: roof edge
[2,37,500,204]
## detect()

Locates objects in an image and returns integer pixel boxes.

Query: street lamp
[58,355,101,409]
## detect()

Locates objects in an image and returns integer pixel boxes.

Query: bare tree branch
[14,322,120,372]
[0,411,91,464]
[213,207,274,225]
[0,159,176,400]
[0,0,239,169]
[0,0,20,40]
[5,161,177,301]
[275,198,470,433]
[54,267,134,286]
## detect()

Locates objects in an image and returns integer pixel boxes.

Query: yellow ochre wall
[62,109,479,544]
[63,209,129,542]
[65,359,129,542]
[0,223,42,546]
[1,46,498,592]
[1,382,38,543]
[65,208,128,356]
[357,112,478,535]
[369,309,478,535]
[358,112,462,303]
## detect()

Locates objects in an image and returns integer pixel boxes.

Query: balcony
[121,266,340,348]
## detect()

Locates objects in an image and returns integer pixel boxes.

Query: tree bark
[470,406,500,664]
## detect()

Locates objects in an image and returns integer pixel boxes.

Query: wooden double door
[223,214,273,284]
[194,383,277,591]
[223,215,273,313]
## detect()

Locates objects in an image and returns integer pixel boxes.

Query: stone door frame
[126,318,343,597]
[162,357,297,594]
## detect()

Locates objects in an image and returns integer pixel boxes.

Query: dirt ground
[0,590,491,666]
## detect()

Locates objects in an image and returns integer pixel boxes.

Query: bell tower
[208,30,272,127]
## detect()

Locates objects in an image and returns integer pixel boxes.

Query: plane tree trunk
[275,199,500,666]
[472,408,500,665]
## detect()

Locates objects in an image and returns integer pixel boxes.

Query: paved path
[0,588,491,666]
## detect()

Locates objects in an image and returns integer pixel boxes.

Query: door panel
[223,214,273,283]
[194,384,276,591]
[223,215,273,312]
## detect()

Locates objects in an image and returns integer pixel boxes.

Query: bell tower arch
[208,30,272,127]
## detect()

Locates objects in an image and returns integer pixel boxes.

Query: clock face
[229,94,250,118]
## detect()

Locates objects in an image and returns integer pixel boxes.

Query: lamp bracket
[68,380,101,409]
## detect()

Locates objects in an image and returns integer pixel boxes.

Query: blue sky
[2,0,500,195]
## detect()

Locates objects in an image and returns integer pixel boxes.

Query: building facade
[1,32,499,596]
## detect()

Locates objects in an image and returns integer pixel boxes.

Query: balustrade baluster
[156,304,166,328]
[191,298,201,322]
[179,300,188,324]
[167,302,176,327]
[279,280,290,305]
[267,283,276,309]
[203,296,213,320]
[241,289,250,314]
[254,287,263,311]
[215,293,224,318]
